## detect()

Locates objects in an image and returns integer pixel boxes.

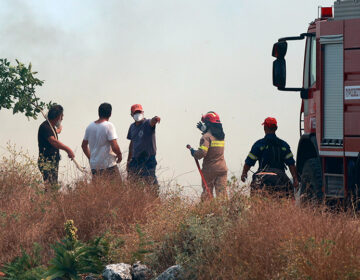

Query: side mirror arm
[278,33,315,42]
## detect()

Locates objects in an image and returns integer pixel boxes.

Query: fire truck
[272,0,360,204]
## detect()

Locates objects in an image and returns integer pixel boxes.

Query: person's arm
[150,116,161,127]
[110,139,122,163]
[241,142,261,182]
[289,165,299,189]
[127,141,133,171]
[48,136,75,159]
[193,136,209,160]
[282,143,298,188]
[81,140,90,160]
[241,164,251,182]
[127,141,133,162]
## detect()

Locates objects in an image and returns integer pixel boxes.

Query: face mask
[200,123,207,132]
[133,113,144,122]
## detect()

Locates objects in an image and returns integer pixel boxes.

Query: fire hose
[186,144,213,199]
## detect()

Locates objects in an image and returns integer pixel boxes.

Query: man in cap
[127,104,161,187]
[241,117,299,195]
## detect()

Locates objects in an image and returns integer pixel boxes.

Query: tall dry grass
[141,193,360,279]
[0,147,159,264]
[1,148,360,279]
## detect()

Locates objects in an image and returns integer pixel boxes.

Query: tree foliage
[0,58,52,119]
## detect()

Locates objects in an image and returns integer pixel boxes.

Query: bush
[146,195,245,278]
[0,148,159,265]
[1,149,360,279]
[45,220,107,280]
[1,243,46,280]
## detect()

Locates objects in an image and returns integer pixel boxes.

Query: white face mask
[133,113,144,122]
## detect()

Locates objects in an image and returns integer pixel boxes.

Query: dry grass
[205,196,359,279]
[0,148,159,264]
[1,148,360,279]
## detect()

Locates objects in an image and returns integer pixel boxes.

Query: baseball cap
[262,117,278,128]
[131,104,143,114]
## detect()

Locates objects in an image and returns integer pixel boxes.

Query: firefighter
[189,111,228,200]
[241,117,299,195]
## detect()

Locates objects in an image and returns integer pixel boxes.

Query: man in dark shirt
[126,104,160,186]
[38,105,75,186]
[241,117,299,194]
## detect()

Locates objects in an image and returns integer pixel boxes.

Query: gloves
[196,121,207,132]
[190,148,195,157]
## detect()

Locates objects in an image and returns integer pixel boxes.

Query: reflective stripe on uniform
[285,152,293,159]
[248,152,257,160]
[199,145,208,151]
[210,140,225,147]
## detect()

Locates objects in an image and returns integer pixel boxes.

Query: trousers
[128,155,158,186]
[201,170,227,201]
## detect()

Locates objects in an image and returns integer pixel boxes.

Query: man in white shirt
[81,103,122,179]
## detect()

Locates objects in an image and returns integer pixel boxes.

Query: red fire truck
[272,0,360,204]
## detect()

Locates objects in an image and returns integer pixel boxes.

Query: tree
[0,58,52,119]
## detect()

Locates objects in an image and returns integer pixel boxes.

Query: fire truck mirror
[300,89,309,99]
[273,58,286,88]
[272,41,287,58]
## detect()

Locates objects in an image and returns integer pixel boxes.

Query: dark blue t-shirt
[127,119,156,160]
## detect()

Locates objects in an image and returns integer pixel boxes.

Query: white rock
[102,263,132,280]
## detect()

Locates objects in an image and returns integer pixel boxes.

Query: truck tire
[350,156,360,210]
[296,158,323,205]
[356,156,360,191]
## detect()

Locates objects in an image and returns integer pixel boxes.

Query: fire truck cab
[272,0,360,204]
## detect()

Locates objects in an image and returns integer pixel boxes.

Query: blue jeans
[128,155,158,185]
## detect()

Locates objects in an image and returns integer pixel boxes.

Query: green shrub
[1,243,46,280]
[44,220,108,280]
[147,196,245,279]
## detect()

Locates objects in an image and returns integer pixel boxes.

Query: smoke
[0,0,335,195]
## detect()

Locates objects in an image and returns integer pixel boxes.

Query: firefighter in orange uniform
[189,112,228,200]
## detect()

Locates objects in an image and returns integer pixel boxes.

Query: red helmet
[201,111,221,123]
[131,104,143,114]
[262,117,278,128]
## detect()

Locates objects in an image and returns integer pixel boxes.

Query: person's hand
[196,122,206,132]
[56,125,63,134]
[241,173,247,183]
[154,116,161,123]
[116,153,122,163]
[67,149,75,159]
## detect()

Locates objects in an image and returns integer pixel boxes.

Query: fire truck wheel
[350,156,360,210]
[356,156,360,190]
[296,158,323,205]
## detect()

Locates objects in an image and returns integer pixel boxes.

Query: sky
[0,0,335,196]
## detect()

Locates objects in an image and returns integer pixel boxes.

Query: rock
[102,263,132,280]
[131,261,153,280]
[155,265,183,280]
